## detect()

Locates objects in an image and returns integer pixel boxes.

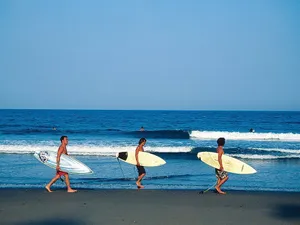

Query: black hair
[139,138,147,145]
[60,136,68,142]
[217,137,225,146]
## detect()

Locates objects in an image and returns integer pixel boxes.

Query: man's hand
[56,165,60,171]
[137,162,141,166]
[220,166,224,171]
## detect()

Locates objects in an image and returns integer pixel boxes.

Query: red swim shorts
[57,171,68,177]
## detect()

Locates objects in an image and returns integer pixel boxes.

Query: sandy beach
[0,189,299,225]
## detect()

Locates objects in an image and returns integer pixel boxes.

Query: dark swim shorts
[215,169,228,180]
[136,166,146,175]
[57,170,68,177]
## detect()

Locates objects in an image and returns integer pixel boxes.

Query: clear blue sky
[0,0,299,110]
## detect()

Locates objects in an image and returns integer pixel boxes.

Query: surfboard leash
[199,181,217,194]
[117,158,126,179]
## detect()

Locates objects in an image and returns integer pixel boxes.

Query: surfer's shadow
[15,218,86,225]
[272,203,300,220]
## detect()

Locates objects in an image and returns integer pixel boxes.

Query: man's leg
[136,173,145,189]
[215,176,229,194]
[64,173,77,193]
[45,174,60,192]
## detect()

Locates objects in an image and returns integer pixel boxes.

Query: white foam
[0,145,192,155]
[229,154,300,160]
[250,147,300,154]
[190,131,300,142]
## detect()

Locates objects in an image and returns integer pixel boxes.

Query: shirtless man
[45,136,77,193]
[215,137,229,194]
[135,138,147,189]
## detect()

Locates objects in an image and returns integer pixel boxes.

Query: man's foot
[215,186,226,194]
[136,182,144,189]
[67,189,77,193]
[45,185,52,193]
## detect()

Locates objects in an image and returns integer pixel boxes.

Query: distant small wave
[284,122,300,125]
[0,128,121,135]
[128,130,190,139]
[105,128,121,132]
[0,124,22,128]
[249,147,300,154]
[190,131,300,142]
[1,128,52,135]
[229,154,300,160]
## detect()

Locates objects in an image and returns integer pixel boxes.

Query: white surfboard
[197,152,256,174]
[116,151,166,167]
[34,150,93,174]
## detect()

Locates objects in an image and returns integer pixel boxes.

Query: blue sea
[0,110,300,192]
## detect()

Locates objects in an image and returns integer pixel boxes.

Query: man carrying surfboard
[215,137,229,194]
[45,136,77,193]
[135,138,147,189]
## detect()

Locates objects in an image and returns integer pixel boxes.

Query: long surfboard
[197,152,256,174]
[34,150,93,174]
[116,151,166,167]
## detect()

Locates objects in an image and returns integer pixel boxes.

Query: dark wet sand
[0,189,299,225]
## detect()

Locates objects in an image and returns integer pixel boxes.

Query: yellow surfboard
[197,152,256,174]
[116,151,166,167]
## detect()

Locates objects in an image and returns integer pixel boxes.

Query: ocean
[0,109,299,192]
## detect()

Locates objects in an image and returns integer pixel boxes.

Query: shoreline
[1,189,300,225]
[1,187,300,194]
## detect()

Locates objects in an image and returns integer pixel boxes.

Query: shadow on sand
[272,204,300,221]
[15,218,85,225]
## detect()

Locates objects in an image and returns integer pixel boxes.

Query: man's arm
[56,146,64,171]
[135,146,140,166]
[217,149,224,171]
